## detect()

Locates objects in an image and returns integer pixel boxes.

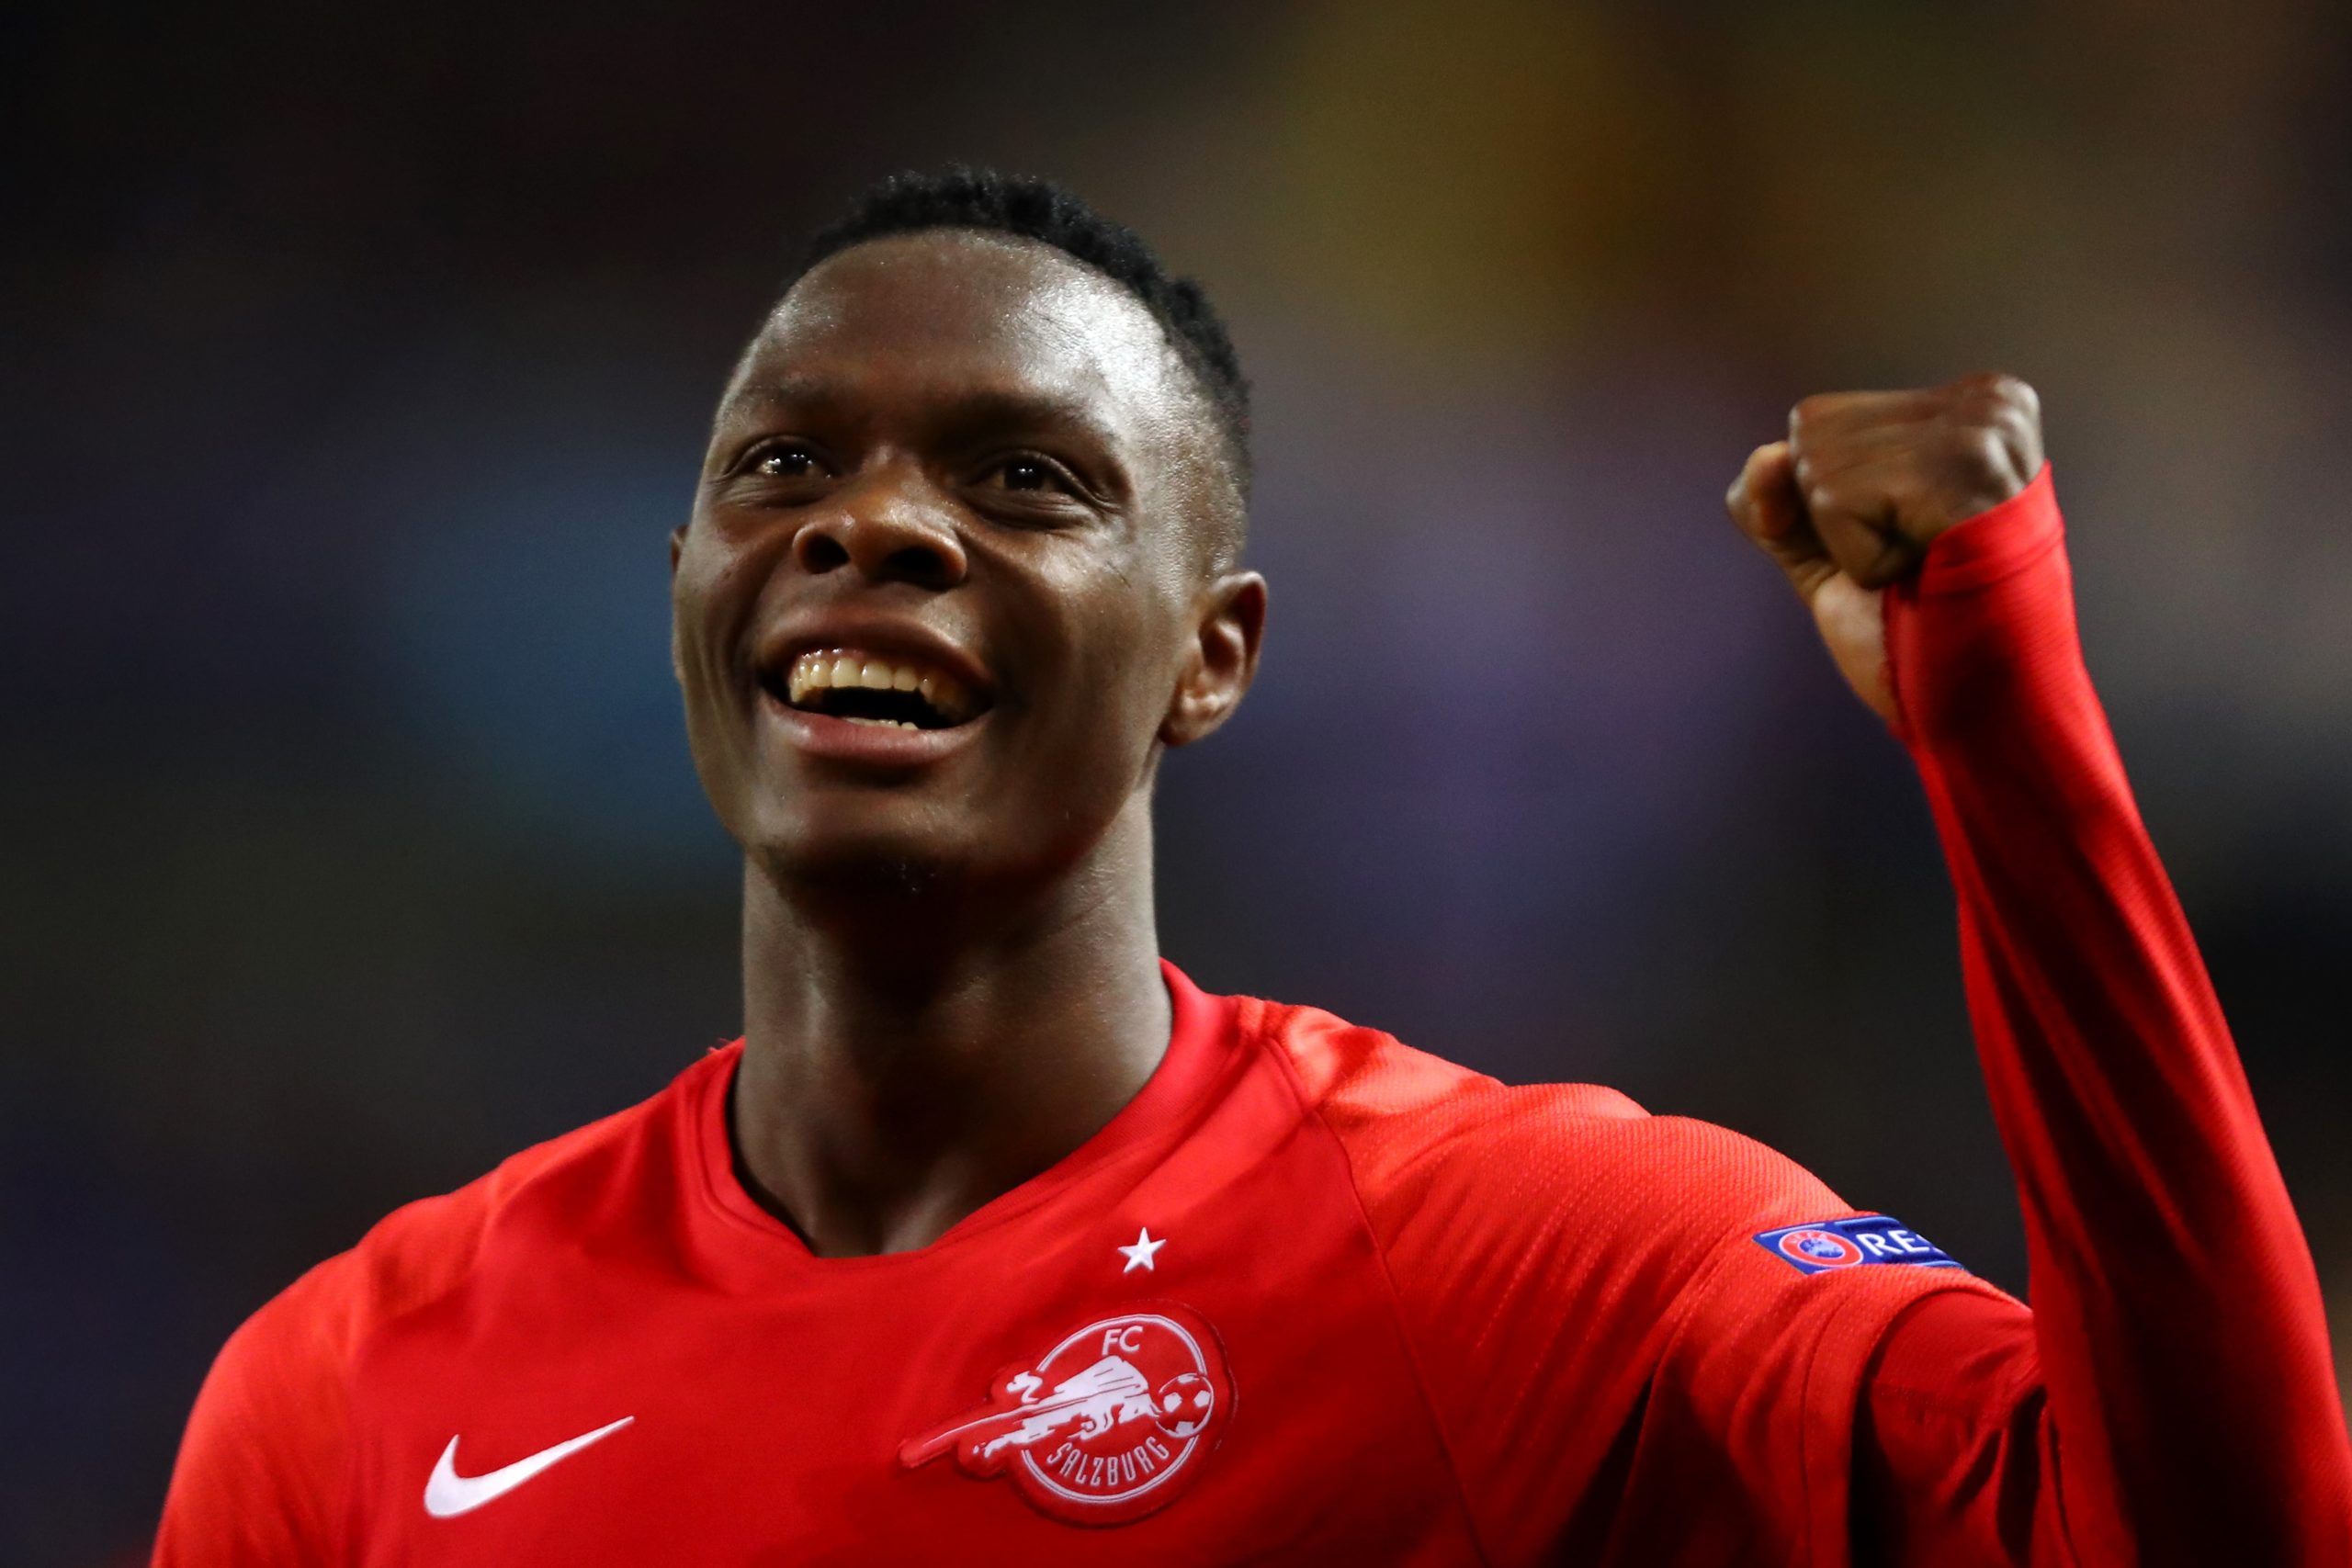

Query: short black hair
[786,166,1252,496]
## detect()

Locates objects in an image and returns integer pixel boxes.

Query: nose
[790,467,967,591]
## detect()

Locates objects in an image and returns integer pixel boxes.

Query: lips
[750,628,997,765]
[774,649,985,730]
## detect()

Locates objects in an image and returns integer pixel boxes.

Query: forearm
[1873,467,2351,1560]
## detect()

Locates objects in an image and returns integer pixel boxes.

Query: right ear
[1159,570,1269,748]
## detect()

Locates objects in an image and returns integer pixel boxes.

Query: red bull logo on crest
[899,1303,1235,1525]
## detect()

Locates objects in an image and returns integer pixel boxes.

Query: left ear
[668,523,690,687]
[1159,571,1268,747]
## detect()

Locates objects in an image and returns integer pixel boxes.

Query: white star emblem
[1116,1227,1166,1273]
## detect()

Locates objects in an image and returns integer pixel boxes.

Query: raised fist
[1724,372,2044,723]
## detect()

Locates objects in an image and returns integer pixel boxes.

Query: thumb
[1725,441,1838,607]
[1726,440,1898,725]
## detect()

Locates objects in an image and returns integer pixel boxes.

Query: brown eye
[753,445,824,479]
[997,457,1057,492]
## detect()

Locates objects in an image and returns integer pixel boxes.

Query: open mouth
[768,649,989,731]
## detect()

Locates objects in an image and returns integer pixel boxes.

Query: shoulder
[153,1047,731,1564]
[279,1049,712,1349]
[1236,995,2007,1559]
[1250,995,1836,1247]
[1238,994,1974,1345]
[1251,994,1643,1163]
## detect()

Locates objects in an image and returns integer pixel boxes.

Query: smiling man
[154,168,2351,1564]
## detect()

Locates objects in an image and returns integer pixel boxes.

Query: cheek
[670,547,729,705]
[670,532,771,790]
[1032,565,1185,756]
[673,525,774,677]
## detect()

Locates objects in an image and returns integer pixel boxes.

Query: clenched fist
[1725,372,2044,724]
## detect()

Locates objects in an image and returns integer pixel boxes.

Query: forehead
[722,231,1194,444]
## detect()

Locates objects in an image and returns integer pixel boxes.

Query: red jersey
[155,469,2352,1563]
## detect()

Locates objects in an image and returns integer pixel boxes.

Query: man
[155,167,2351,1563]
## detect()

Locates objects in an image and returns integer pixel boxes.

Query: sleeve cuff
[1910,461,2064,596]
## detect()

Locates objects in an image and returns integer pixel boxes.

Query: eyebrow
[716,375,844,422]
[718,374,1136,497]
[729,371,1124,441]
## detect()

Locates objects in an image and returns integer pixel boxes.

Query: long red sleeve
[1854,466,2352,1562]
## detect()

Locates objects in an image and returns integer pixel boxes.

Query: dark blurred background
[10,2,2352,1561]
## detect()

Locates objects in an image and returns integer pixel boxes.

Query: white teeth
[842,716,917,729]
[781,648,979,723]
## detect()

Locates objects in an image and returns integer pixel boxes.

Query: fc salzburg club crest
[899,1303,1234,1525]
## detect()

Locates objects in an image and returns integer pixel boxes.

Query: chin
[749,825,969,899]
[741,798,1132,912]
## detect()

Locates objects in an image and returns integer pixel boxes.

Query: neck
[729,801,1171,1258]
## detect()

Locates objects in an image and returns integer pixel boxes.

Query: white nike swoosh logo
[423,1416,634,1518]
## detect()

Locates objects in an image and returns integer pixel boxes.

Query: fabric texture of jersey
[153,964,2000,1565]
[155,469,2352,1564]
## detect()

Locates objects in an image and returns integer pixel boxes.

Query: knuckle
[1946,423,2011,484]
[1986,394,2033,438]
[1951,367,2013,399]
[1724,452,1760,506]
[1999,377,2041,419]
[1955,371,2041,437]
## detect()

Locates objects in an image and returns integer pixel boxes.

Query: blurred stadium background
[10,2,2352,1560]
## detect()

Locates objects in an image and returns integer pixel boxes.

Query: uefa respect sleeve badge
[1754,1213,1966,1276]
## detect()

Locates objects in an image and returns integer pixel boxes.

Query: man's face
[672,230,1261,890]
